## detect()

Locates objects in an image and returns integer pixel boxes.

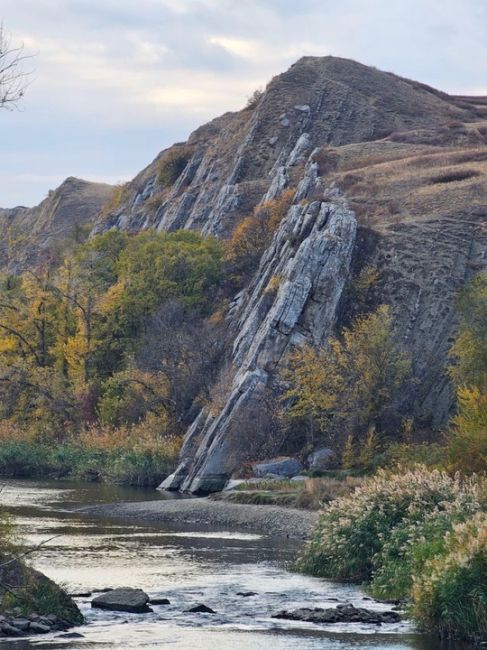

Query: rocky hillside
[40,57,487,492]
[0,176,113,273]
[91,56,487,493]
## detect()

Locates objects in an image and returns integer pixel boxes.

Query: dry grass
[213,475,364,510]
[317,134,487,227]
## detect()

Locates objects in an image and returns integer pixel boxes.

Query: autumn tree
[0,229,225,438]
[225,189,295,285]
[447,272,487,472]
[449,272,487,390]
[283,305,410,448]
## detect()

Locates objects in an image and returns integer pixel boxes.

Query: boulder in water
[91,588,151,613]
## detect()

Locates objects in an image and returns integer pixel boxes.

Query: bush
[385,441,447,469]
[297,467,486,582]
[7,573,84,625]
[447,384,487,473]
[225,190,294,285]
[411,514,487,640]
[369,494,483,601]
[157,147,191,186]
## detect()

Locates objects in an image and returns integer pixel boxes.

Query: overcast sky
[1,0,486,207]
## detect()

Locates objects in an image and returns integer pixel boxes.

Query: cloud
[0,0,486,207]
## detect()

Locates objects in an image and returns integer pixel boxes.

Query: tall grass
[296,467,487,641]
[0,422,181,487]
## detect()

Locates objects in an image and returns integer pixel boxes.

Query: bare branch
[0,23,35,110]
[0,535,61,569]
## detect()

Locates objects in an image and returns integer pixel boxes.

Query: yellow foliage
[447,383,487,473]
[341,434,356,469]
[265,275,282,294]
[225,189,295,281]
[283,305,410,443]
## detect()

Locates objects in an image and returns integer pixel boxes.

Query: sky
[1,0,486,208]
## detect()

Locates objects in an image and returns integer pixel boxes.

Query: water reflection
[0,479,462,650]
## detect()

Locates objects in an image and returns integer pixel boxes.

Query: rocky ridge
[94,56,487,494]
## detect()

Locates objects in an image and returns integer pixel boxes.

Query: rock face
[92,56,487,493]
[91,588,151,613]
[162,181,357,493]
[0,176,113,273]
[93,56,479,240]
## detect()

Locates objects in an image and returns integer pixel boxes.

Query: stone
[253,457,304,478]
[307,448,338,471]
[290,475,306,482]
[91,588,151,613]
[149,597,170,605]
[85,57,487,496]
[186,604,216,614]
[1,623,22,636]
[29,622,51,634]
[272,604,401,625]
[223,479,247,491]
[236,591,257,597]
[11,618,30,631]
[70,591,92,598]
[58,632,85,638]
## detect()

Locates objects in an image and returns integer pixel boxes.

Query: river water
[0,479,461,650]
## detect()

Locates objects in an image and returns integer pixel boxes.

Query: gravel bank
[78,497,319,540]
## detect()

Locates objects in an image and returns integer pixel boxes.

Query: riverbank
[78,496,319,540]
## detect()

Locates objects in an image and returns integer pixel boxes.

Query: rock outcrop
[163,173,357,492]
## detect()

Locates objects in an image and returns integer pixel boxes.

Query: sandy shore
[78,497,319,540]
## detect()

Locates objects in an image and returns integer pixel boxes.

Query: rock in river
[272,603,401,625]
[91,588,152,613]
[186,604,216,614]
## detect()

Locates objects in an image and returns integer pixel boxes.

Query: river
[0,478,460,650]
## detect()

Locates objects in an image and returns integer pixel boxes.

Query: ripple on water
[0,479,444,650]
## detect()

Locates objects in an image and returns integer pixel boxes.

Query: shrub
[297,467,486,582]
[447,384,487,473]
[283,305,410,447]
[369,483,484,600]
[411,514,487,640]
[7,574,84,625]
[246,88,263,110]
[225,189,294,285]
[385,441,447,469]
[157,147,191,186]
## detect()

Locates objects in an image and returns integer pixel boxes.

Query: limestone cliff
[94,56,487,492]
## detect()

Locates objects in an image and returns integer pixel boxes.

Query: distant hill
[0,176,113,273]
